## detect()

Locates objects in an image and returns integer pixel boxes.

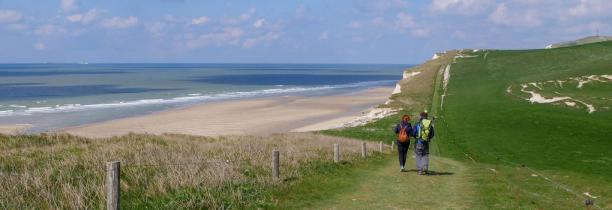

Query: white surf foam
[0,80,395,117]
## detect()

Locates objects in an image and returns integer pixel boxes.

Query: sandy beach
[63,87,393,138]
[0,124,32,135]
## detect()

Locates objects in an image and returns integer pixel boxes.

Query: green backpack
[417,119,432,140]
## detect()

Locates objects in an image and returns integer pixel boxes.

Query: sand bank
[0,124,32,135]
[64,87,392,138]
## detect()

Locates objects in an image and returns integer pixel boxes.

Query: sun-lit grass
[0,132,381,209]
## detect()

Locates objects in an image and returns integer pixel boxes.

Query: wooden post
[585,199,594,210]
[391,140,395,152]
[379,141,383,153]
[361,142,367,158]
[272,150,280,181]
[494,157,500,180]
[106,161,120,210]
[333,144,340,163]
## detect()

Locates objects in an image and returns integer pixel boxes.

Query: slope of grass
[438,41,612,208]
[0,133,380,209]
[321,41,612,209]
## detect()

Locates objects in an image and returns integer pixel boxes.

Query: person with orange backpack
[414,111,435,175]
[394,114,413,172]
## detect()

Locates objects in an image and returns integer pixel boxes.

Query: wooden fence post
[333,144,340,163]
[379,141,383,153]
[361,142,367,158]
[272,150,280,181]
[106,161,120,210]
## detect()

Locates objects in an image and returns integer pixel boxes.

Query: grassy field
[320,41,612,209]
[436,41,612,208]
[0,132,382,209]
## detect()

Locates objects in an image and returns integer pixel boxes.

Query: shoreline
[60,86,393,138]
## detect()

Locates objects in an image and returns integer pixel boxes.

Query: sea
[0,63,409,132]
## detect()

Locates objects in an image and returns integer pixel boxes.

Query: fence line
[99,141,388,208]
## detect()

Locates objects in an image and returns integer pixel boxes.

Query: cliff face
[382,50,457,113]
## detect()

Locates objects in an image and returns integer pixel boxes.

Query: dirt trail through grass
[309,154,476,209]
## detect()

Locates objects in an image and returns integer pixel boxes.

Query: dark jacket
[394,121,413,141]
[414,118,434,140]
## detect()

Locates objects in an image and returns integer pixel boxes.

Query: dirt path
[310,154,477,209]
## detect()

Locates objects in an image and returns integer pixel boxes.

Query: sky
[0,0,610,64]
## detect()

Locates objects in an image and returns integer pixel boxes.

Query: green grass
[436,41,612,208]
[318,41,612,209]
[271,154,388,209]
[320,112,407,143]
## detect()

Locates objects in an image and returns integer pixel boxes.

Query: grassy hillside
[0,133,381,209]
[437,41,612,208]
[322,41,612,209]
[549,36,612,48]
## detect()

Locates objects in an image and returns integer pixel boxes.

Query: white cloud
[67,14,82,22]
[430,0,494,15]
[488,3,541,27]
[101,16,139,29]
[411,28,430,37]
[562,21,608,35]
[371,16,385,27]
[35,24,66,36]
[225,8,256,25]
[0,10,22,23]
[452,30,467,39]
[569,0,612,17]
[191,16,210,25]
[349,21,362,29]
[319,31,329,40]
[186,27,244,48]
[240,8,256,20]
[5,23,28,31]
[146,21,167,38]
[242,32,279,48]
[355,0,409,15]
[164,14,179,23]
[66,9,99,24]
[61,0,79,12]
[394,12,415,29]
[393,12,430,37]
[253,18,265,28]
[34,42,46,50]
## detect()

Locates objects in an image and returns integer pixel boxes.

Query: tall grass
[0,132,378,209]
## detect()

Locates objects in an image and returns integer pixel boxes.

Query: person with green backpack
[394,115,413,172]
[414,111,434,175]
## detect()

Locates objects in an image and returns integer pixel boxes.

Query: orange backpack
[398,125,409,143]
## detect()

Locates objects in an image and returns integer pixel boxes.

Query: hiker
[394,114,413,172]
[414,111,434,175]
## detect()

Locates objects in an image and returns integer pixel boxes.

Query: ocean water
[0,63,408,132]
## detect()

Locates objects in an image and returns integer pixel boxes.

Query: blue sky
[0,0,610,64]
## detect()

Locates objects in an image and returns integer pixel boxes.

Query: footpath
[304,154,476,209]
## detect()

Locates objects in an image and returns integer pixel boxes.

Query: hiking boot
[400,166,405,172]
